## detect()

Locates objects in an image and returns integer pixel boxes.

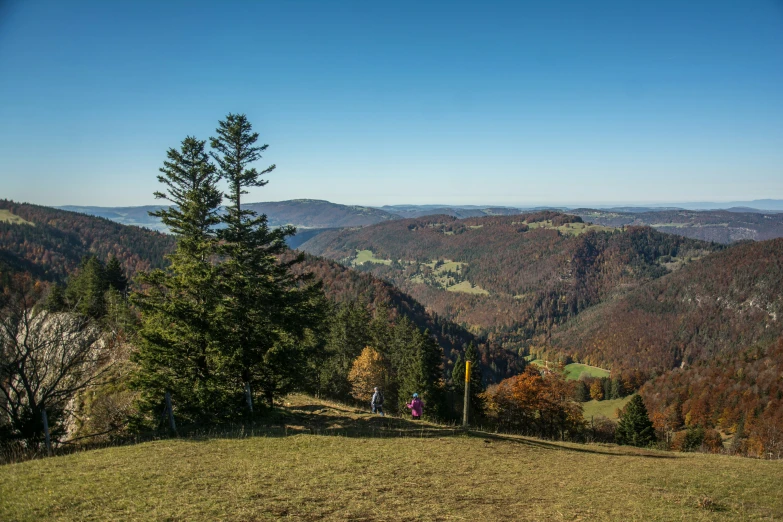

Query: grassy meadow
[583,396,635,420]
[352,249,391,266]
[1,395,782,521]
[529,360,611,380]
[526,219,614,236]
[563,363,611,380]
[445,280,490,295]
[0,209,33,225]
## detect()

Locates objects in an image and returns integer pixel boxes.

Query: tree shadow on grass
[472,431,680,459]
[180,398,679,460]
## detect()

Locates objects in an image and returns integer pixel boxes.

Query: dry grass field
[1,395,781,521]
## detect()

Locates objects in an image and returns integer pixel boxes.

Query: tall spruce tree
[390,317,446,419]
[210,113,324,408]
[130,136,228,426]
[615,394,656,447]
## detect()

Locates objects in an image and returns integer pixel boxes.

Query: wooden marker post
[463,360,471,428]
[42,409,52,457]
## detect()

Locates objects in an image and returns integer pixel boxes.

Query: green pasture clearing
[528,360,611,380]
[446,280,489,295]
[2,394,781,521]
[351,249,391,266]
[564,363,611,380]
[423,259,465,274]
[583,395,634,421]
[0,209,33,226]
[526,219,614,236]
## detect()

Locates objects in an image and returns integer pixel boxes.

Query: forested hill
[244,200,400,228]
[296,255,523,382]
[62,199,402,231]
[0,200,175,284]
[549,238,783,372]
[0,200,513,381]
[298,212,721,347]
[543,238,783,451]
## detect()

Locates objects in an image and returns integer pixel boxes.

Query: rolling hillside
[60,199,401,232]
[245,199,400,228]
[378,204,523,219]
[550,238,783,372]
[0,200,514,382]
[299,212,721,348]
[0,200,175,284]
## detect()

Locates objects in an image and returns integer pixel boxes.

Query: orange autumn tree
[482,366,584,439]
[589,379,604,401]
[347,347,388,403]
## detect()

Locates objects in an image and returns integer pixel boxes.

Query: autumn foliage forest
[301,213,783,457]
[1,194,782,458]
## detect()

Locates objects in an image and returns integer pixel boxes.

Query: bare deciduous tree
[0,276,108,448]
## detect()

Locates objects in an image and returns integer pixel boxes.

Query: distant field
[0,209,33,225]
[446,280,489,295]
[564,363,611,380]
[2,395,781,521]
[526,219,614,236]
[352,249,391,266]
[424,259,465,274]
[529,360,611,380]
[583,395,634,421]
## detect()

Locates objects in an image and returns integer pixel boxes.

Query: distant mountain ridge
[56,199,783,244]
[572,208,783,243]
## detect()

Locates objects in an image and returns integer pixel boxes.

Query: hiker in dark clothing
[371,387,385,416]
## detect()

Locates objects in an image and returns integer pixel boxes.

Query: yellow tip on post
[465,361,471,382]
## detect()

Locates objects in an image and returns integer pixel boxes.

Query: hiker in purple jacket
[406,393,423,420]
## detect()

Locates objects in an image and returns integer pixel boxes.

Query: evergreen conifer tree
[390,317,445,419]
[210,113,324,408]
[615,394,656,447]
[104,256,128,295]
[65,256,108,319]
[319,302,372,401]
[130,136,228,426]
[451,342,484,420]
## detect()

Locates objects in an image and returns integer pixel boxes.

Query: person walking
[371,387,385,416]
[406,393,423,420]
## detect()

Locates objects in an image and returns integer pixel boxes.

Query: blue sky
[1,0,782,207]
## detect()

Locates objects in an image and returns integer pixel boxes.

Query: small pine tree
[609,377,623,400]
[318,302,372,401]
[104,256,128,295]
[65,256,108,319]
[616,395,656,447]
[451,342,484,420]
